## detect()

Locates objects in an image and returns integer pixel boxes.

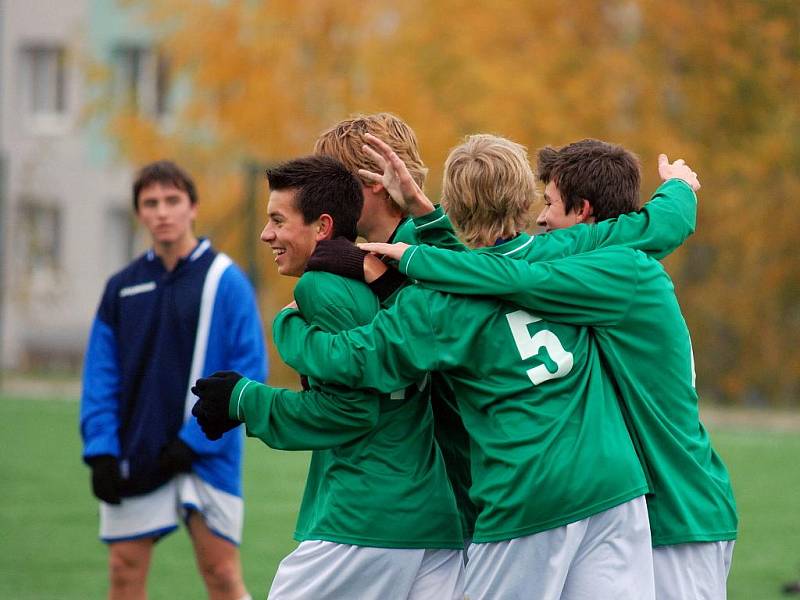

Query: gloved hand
[87,454,122,505]
[158,438,197,475]
[191,370,244,441]
[305,237,367,282]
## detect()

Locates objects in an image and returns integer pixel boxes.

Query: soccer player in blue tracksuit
[80,161,266,600]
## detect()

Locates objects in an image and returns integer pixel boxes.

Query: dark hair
[265,155,363,241]
[132,160,198,210]
[536,139,641,221]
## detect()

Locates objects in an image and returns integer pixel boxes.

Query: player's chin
[153,230,176,243]
[277,262,302,278]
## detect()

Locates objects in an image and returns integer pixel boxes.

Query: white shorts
[267,540,465,600]
[99,473,243,545]
[465,496,655,600]
[653,540,735,600]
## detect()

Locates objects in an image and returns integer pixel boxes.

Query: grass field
[1,394,799,599]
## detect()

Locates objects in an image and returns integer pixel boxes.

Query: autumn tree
[102,0,800,402]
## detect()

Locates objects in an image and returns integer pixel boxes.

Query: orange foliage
[102,0,800,401]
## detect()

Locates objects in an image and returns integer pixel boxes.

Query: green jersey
[232,271,463,549]
[408,178,697,262]
[395,178,697,540]
[273,257,649,543]
[393,212,464,250]
[397,241,738,547]
[392,214,477,539]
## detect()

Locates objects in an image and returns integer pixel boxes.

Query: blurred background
[1,0,798,597]
[1,0,798,400]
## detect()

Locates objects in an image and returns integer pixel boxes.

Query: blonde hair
[442,134,537,248]
[314,113,428,189]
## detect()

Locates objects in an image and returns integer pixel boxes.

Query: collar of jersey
[477,232,533,257]
[387,217,408,243]
[146,237,210,263]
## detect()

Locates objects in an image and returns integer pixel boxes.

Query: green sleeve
[224,272,384,450]
[462,178,694,262]
[272,287,444,392]
[293,271,380,329]
[587,178,697,260]
[229,377,379,451]
[402,246,640,326]
[397,205,467,250]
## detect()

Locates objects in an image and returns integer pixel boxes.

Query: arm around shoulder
[591,178,696,259]
[273,287,438,392]
[230,376,380,451]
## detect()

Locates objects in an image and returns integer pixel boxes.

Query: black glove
[305,237,367,282]
[367,265,409,302]
[191,370,244,441]
[783,581,800,594]
[158,438,197,475]
[87,455,122,505]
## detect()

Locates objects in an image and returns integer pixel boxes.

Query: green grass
[713,429,800,598]
[0,395,308,599]
[1,395,798,599]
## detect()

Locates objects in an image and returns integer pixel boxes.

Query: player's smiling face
[536,181,581,232]
[260,189,322,277]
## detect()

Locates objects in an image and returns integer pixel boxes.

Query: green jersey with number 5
[273,257,649,543]
[397,242,738,547]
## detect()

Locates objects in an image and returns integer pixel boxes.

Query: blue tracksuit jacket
[80,239,267,498]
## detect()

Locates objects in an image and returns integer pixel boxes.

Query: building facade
[0,0,169,370]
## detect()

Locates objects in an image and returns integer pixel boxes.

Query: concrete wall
[0,0,152,370]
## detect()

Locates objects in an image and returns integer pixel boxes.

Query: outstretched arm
[273,287,441,392]
[191,371,381,450]
[230,378,380,451]
[538,154,700,261]
[397,245,640,326]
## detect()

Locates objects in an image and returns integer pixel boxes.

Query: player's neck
[154,233,199,271]
[364,215,404,243]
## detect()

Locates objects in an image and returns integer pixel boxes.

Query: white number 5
[506,309,574,385]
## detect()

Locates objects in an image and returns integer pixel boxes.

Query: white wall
[1,0,136,370]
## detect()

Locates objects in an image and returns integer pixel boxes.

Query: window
[24,46,66,114]
[112,44,171,117]
[21,45,68,132]
[17,200,62,280]
[105,206,136,273]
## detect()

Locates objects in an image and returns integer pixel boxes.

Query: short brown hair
[265,156,363,241]
[537,139,641,221]
[132,160,197,211]
[442,135,536,248]
[314,113,428,189]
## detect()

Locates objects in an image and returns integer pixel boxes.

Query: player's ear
[576,199,593,223]
[315,214,335,241]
